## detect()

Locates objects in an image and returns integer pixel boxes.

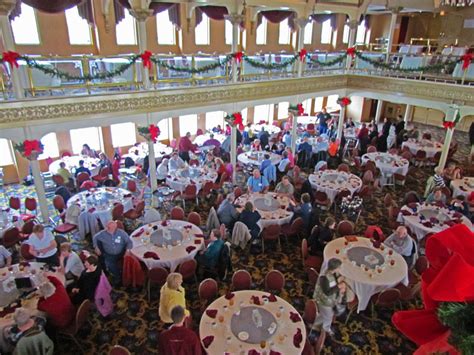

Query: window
[206,111,225,130]
[225,20,241,46]
[11,4,40,45]
[110,122,136,147]
[256,17,267,45]
[0,139,14,166]
[355,20,367,44]
[179,115,198,136]
[157,10,176,45]
[320,19,332,44]
[38,133,59,160]
[195,13,210,45]
[241,108,248,125]
[70,127,103,154]
[314,97,324,112]
[277,102,289,120]
[303,21,313,45]
[302,99,312,114]
[254,104,274,123]
[326,95,339,111]
[278,18,291,45]
[241,30,247,50]
[65,7,92,45]
[342,24,349,44]
[116,10,137,45]
[157,118,172,141]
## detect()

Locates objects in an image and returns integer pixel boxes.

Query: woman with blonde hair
[159,273,189,324]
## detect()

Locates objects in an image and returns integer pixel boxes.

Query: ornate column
[347,20,358,48]
[375,99,384,123]
[289,99,300,154]
[30,159,49,222]
[386,7,401,61]
[225,14,244,83]
[437,106,459,171]
[295,18,310,77]
[0,0,25,99]
[138,117,158,193]
[336,97,351,140]
[404,104,413,124]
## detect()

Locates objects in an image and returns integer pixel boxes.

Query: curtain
[114,0,126,25]
[22,0,83,13]
[149,2,173,15]
[361,14,371,29]
[310,14,336,29]
[168,4,181,30]
[198,6,228,21]
[260,10,293,24]
[115,0,179,28]
[8,0,22,21]
[77,0,95,27]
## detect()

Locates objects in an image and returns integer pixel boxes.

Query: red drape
[310,14,336,29]
[198,6,228,21]
[115,0,180,28]
[260,10,293,24]
[22,0,82,13]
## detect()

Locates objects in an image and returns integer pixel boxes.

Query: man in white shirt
[168,152,185,171]
[384,226,415,266]
[156,158,169,181]
[26,225,58,266]
[0,245,12,268]
[59,242,84,282]
[277,151,291,173]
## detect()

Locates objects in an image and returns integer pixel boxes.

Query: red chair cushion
[54,223,77,234]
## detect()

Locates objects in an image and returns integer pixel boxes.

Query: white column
[386,9,400,62]
[295,18,309,77]
[147,139,157,192]
[290,113,297,154]
[346,20,358,70]
[0,3,25,99]
[404,104,413,124]
[230,127,237,182]
[375,99,383,123]
[337,106,346,140]
[437,107,458,171]
[131,6,152,89]
[30,159,49,222]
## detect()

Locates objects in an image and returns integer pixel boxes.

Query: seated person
[433,167,446,188]
[168,152,185,171]
[327,138,339,158]
[59,242,85,284]
[202,133,221,148]
[277,151,291,174]
[74,160,91,177]
[212,125,223,134]
[26,225,58,266]
[54,185,72,204]
[37,275,75,328]
[259,154,272,173]
[156,158,169,182]
[81,144,98,158]
[57,162,73,185]
[384,226,415,266]
[238,202,262,240]
[159,273,189,324]
[289,193,313,233]
[449,195,470,218]
[275,175,294,197]
[203,153,216,170]
[196,229,224,269]
[159,306,202,355]
[308,217,335,256]
[251,139,262,151]
[283,131,292,147]
[217,195,238,231]
[71,254,102,305]
[0,245,12,268]
[425,188,447,206]
[345,117,355,128]
[297,137,313,157]
[247,169,269,193]
[443,162,461,182]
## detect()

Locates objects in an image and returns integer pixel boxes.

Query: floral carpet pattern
[1,124,470,355]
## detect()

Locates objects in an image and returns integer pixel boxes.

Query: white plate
[238,331,249,341]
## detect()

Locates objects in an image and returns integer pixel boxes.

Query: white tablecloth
[296,136,329,153]
[308,170,362,202]
[68,187,133,238]
[450,178,474,198]
[238,152,282,167]
[362,152,410,176]
[49,155,100,176]
[251,124,281,135]
[397,203,473,241]
[199,290,306,355]
[402,139,442,159]
[324,237,408,312]
[130,220,204,272]
[193,133,226,147]
[235,193,293,229]
[297,116,317,126]
[166,167,218,193]
[123,142,173,165]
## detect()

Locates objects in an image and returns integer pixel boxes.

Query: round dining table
[237,151,282,167]
[450,177,474,198]
[362,152,410,177]
[67,187,134,238]
[397,202,473,241]
[251,123,281,135]
[199,290,306,355]
[0,262,65,353]
[130,220,205,272]
[235,192,293,229]
[49,155,100,176]
[323,237,409,312]
[308,170,362,202]
[193,133,226,147]
[166,166,218,193]
[402,138,442,158]
[123,142,173,165]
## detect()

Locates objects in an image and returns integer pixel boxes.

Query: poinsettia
[346,47,356,58]
[225,112,244,131]
[337,96,352,107]
[289,103,304,116]
[2,51,20,68]
[137,124,160,143]
[140,50,153,69]
[14,139,44,159]
[461,53,473,70]
[299,48,307,61]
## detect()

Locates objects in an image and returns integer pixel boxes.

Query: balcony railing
[0,50,472,100]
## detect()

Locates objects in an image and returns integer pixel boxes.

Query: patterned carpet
[1,124,470,355]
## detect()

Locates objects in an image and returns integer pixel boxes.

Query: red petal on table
[251,295,261,305]
[225,292,235,300]
[205,309,217,318]
[290,311,302,323]
[267,293,277,302]
[293,328,303,348]
[202,335,214,348]
[133,228,144,237]
[143,252,160,260]
[186,246,196,253]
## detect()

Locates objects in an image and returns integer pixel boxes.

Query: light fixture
[440,0,473,6]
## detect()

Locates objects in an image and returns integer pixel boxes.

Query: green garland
[438,302,474,354]
[151,55,233,74]
[305,52,346,67]
[242,54,298,70]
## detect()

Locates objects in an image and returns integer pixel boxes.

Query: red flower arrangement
[289,103,304,116]
[442,111,461,130]
[461,53,473,70]
[225,112,244,131]
[140,50,153,70]
[337,96,352,107]
[234,52,243,63]
[2,51,20,69]
[137,124,160,143]
[299,48,307,61]
[14,139,44,160]
[346,47,357,58]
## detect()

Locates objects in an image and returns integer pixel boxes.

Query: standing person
[158,306,202,355]
[178,132,196,162]
[357,123,369,155]
[469,121,474,164]
[308,217,336,256]
[71,254,102,305]
[37,276,75,328]
[159,273,190,324]
[58,242,85,284]
[238,202,262,240]
[309,258,346,338]
[317,108,331,135]
[258,128,270,149]
[26,225,58,266]
[217,195,238,231]
[93,220,132,286]
[283,130,292,147]
[289,193,313,233]
[111,153,121,184]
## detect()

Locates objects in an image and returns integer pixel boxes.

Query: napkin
[289,312,301,323]
[401,210,412,216]
[270,351,282,355]
[422,221,433,228]
[205,309,217,318]
[202,335,214,349]
[225,292,235,300]
[88,207,96,213]
[429,217,439,224]
[186,246,196,254]
[267,293,277,302]
[248,350,260,355]
[133,228,144,238]
[251,295,261,305]
[444,220,455,227]
[143,252,160,260]
[194,239,202,245]
[161,220,168,227]
[293,328,303,348]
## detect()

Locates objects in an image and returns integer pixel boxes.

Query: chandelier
[440,0,473,6]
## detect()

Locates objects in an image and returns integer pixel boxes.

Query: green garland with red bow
[137,124,160,143]
[224,112,244,131]
[288,103,304,115]
[337,96,351,107]
[14,139,44,160]
[442,111,461,130]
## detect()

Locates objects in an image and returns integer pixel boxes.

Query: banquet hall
[0,0,474,354]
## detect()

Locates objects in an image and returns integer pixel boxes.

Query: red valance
[196,6,228,23]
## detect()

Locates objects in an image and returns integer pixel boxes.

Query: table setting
[67,187,134,238]
[237,151,282,167]
[295,136,329,153]
[48,155,100,176]
[362,152,410,177]
[165,166,218,193]
[199,290,306,355]
[402,139,442,158]
[130,220,205,271]
[308,170,362,202]
[450,177,474,198]
[323,236,408,312]
[123,142,173,165]
[251,123,281,136]
[397,202,473,240]
[234,192,294,229]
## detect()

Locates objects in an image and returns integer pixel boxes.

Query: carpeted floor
[1,124,470,355]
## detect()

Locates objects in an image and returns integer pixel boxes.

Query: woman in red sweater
[37,275,75,328]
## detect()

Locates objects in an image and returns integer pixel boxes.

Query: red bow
[299,48,307,61]
[443,121,455,129]
[140,50,153,70]
[346,47,356,58]
[338,97,351,107]
[234,52,243,63]
[461,53,473,70]
[232,112,244,131]
[23,140,42,157]
[2,51,20,69]
[297,103,304,115]
[148,124,160,143]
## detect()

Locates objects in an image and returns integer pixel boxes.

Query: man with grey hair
[384,226,415,266]
[217,193,238,230]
